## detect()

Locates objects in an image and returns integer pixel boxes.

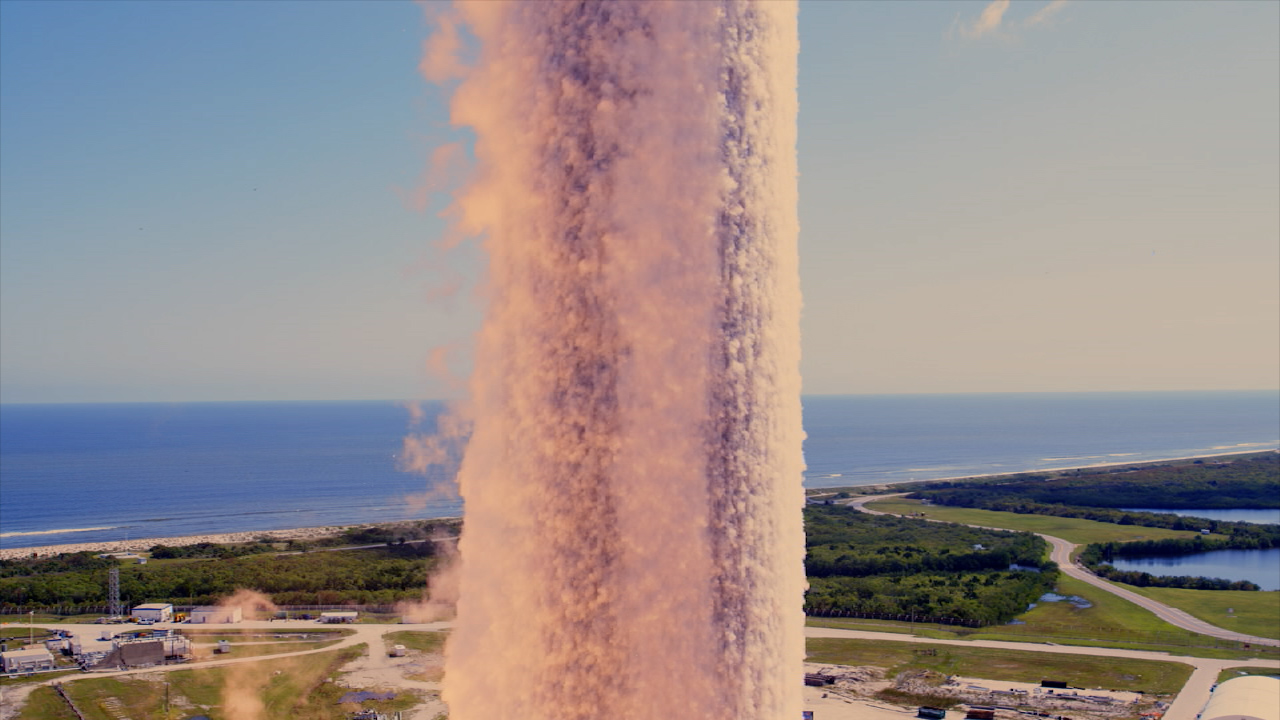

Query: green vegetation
[384,630,447,654]
[147,541,279,559]
[191,638,346,659]
[0,544,436,608]
[867,497,1197,545]
[13,686,78,720]
[807,573,1278,660]
[968,575,1276,657]
[1124,587,1280,640]
[0,552,115,579]
[912,454,1279,510]
[48,644,416,720]
[805,637,1193,695]
[1217,667,1280,683]
[805,505,1057,625]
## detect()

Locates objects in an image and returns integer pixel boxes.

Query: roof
[321,611,358,616]
[132,603,172,610]
[1202,676,1280,720]
[1,647,53,660]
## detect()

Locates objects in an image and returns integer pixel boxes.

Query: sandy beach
[7,449,1272,562]
[0,525,356,561]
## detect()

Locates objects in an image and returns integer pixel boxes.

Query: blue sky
[2,0,1276,402]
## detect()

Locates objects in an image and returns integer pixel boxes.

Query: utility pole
[28,610,34,645]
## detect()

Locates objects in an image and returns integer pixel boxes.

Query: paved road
[0,619,450,720]
[851,493,1280,647]
[7,619,1278,720]
[1039,534,1278,646]
[805,625,1280,720]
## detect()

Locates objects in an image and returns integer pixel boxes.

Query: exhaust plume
[422,3,804,718]
[217,588,278,621]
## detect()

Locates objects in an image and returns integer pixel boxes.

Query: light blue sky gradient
[2,0,1276,402]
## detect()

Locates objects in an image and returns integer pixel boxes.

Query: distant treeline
[0,552,115,579]
[911,454,1279,510]
[1079,538,1265,591]
[907,455,1280,591]
[804,506,1057,626]
[0,543,437,608]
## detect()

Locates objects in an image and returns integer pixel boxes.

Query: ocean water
[1,391,1277,550]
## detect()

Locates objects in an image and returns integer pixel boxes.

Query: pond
[1119,508,1280,525]
[1104,547,1280,590]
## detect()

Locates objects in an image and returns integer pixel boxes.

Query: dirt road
[805,625,1280,720]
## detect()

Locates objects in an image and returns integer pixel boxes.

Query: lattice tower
[108,567,121,617]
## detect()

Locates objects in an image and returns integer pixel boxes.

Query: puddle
[1038,592,1093,609]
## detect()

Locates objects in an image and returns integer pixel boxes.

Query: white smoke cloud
[419,2,804,719]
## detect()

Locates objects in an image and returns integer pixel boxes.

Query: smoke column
[429,3,803,718]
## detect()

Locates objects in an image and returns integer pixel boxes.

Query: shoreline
[0,525,358,561]
[805,447,1278,493]
[5,450,1273,561]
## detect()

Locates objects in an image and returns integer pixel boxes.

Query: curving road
[1040,534,1278,646]
[0,619,450,720]
[804,625,1279,720]
[850,493,1280,647]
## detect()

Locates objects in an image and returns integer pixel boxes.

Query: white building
[1201,676,1280,720]
[189,606,242,624]
[319,611,358,623]
[69,635,115,667]
[1,647,55,674]
[131,603,173,623]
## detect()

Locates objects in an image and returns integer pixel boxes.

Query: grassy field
[807,573,1280,661]
[1217,667,1280,683]
[12,686,78,720]
[384,630,446,654]
[30,644,421,720]
[805,637,1193,695]
[866,497,1204,545]
[1124,587,1280,640]
[863,497,1280,646]
[187,638,346,660]
[967,576,1276,659]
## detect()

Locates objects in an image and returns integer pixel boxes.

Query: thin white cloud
[956,0,1069,41]
[1025,0,1069,28]
[960,0,1011,39]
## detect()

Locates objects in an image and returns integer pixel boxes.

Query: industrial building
[1,647,55,674]
[319,611,358,623]
[1200,675,1280,720]
[87,634,191,672]
[131,603,174,623]
[189,606,242,624]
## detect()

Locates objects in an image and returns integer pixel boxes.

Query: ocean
[1,391,1277,550]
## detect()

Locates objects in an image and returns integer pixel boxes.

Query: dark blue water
[2,391,1277,549]
[0,401,458,548]
[1105,548,1280,591]
[801,391,1278,487]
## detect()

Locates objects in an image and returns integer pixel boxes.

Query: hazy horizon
[2,0,1277,404]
